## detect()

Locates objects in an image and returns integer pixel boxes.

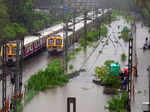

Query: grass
[75,47,82,52]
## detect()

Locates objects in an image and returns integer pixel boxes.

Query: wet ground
[23,16,131,112]
[131,22,149,112]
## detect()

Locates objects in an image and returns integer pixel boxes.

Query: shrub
[80,30,100,46]
[94,60,121,88]
[69,64,73,70]
[100,24,108,37]
[121,27,132,42]
[27,59,69,91]
[75,47,82,52]
[107,91,128,111]
[99,50,102,54]
[102,74,121,88]
[94,66,108,80]
[121,53,127,62]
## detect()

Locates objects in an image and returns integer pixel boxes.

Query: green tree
[0,1,9,36]
[2,23,27,39]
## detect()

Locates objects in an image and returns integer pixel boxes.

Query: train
[46,9,112,53]
[1,9,112,64]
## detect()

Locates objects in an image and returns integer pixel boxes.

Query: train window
[30,44,33,50]
[34,41,36,47]
[56,39,62,45]
[48,39,54,45]
[40,39,42,45]
[12,47,16,53]
[27,46,30,52]
[6,47,9,53]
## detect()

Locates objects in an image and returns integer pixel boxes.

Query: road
[131,22,149,112]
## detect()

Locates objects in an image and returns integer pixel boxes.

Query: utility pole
[63,0,69,73]
[73,8,76,48]
[64,19,68,73]
[2,40,7,112]
[84,11,87,50]
[147,65,150,111]
[127,38,133,112]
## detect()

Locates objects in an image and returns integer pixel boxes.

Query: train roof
[24,36,39,45]
[56,19,93,39]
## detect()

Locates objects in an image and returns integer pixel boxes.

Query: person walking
[145,37,148,45]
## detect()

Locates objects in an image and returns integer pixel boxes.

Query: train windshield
[48,39,54,45]
[56,39,62,45]
[12,47,16,53]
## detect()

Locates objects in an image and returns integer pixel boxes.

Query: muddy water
[23,16,130,112]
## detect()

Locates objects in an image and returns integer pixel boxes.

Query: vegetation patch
[24,89,37,105]
[94,60,121,88]
[124,15,134,24]
[121,27,132,42]
[121,53,127,62]
[100,24,108,37]
[67,47,83,61]
[69,64,73,70]
[99,50,102,54]
[75,47,82,52]
[107,91,128,112]
[111,10,118,21]
[80,29,100,46]
[27,59,68,92]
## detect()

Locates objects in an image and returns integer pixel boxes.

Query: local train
[1,9,112,64]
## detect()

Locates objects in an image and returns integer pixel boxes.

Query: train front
[47,35,64,53]
[1,42,17,65]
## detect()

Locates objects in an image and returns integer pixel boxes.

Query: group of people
[119,70,128,90]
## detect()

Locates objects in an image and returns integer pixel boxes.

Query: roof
[24,36,39,45]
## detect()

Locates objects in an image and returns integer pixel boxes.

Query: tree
[2,23,27,39]
[0,0,9,37]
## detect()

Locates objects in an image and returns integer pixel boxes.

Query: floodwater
[23,16,130,112]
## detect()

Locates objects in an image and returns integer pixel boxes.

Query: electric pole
[84,11,87,50]
[2,40,7,112]
[127,38,133,112]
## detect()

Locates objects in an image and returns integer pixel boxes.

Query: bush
[94,60,121,88]
[121,53,127,62]
[102,74,121,88]
[121,27,132,42]
[69,64,73,70]
[27,59,69,91]
[99,50,102,54]
[107,91,128,111]
[80,30,100,46]
[100,24,108,37]
[75,47,82,52]
[94,66,108,80]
